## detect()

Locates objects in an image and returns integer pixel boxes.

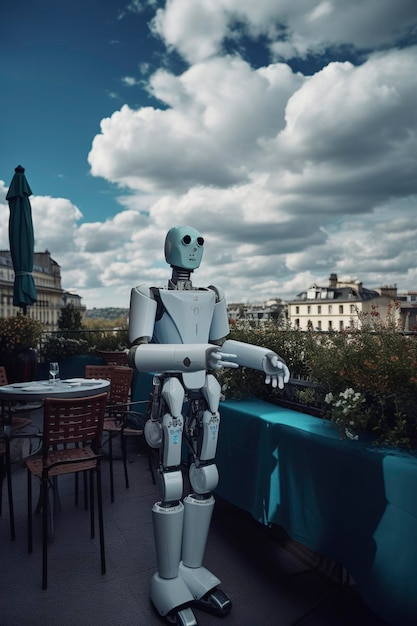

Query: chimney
[329,273,337,288]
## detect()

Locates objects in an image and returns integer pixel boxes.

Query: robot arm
[207,285,290,388]
[128,283,237,374]
[130,343,237,373]
[222,339,290,389]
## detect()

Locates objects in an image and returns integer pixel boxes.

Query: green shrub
[218,314,417,448]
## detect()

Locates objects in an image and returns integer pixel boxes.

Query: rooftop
[1,406,389,626]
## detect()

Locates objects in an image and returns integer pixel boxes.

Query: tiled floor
[1,406,390,626]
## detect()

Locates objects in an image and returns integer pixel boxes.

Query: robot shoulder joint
[208,284,225,304]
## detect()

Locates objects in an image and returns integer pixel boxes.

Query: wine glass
[49,362,59,386]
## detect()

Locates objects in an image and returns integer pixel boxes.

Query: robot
[128,226,290,626]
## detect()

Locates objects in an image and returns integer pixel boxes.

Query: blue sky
[1,1,417,309]
[1,1,163,219]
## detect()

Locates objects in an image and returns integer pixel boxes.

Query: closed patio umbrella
[6,165,37,314]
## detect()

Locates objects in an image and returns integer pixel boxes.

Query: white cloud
[3,1,417,310]
[88,56,304,193]
[151,0,417,63]
[86,37,417,304]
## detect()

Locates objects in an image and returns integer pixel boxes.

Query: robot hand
[263,354,290,389]
[207,347,239,371]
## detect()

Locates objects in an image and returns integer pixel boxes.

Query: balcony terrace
[1,405,388,626]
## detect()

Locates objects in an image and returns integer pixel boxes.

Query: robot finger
[219,352,237,361]
[221,360,239,369]
[209,351,238,370]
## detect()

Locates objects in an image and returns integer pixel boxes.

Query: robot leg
[151,498,195,621]
[150,378,198,623]
[179,463,232,617]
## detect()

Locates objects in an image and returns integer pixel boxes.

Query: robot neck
[169,266,193,290]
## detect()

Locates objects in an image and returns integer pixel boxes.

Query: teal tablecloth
[215,399,417,625]
[131,372,417,625]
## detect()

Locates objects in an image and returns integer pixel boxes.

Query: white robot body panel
[179,562,221,601]
[162,413,183,468]
[160,468,183,502]
[132,343,215,374]
[129,285,157,343]
[200,411,220,461]
[161,376,184,418]
[202,373,221,413]
[157,289,215,344]
[189,462,219,492]
[208,284,230,341]
[182,370,206,390]
[182,495,216,568]
[152,501,185,580]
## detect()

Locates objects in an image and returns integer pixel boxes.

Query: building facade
[0,250,85,330]
[287,273,399,331]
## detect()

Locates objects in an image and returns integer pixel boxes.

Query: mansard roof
[292,285,380,302]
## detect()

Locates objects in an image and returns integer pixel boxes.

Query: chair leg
[0,455,4,516]
[89,469,95,539]
[121,433,129,489]
[27,469,33,553]
[5,438,15,540]
[96,462,106,575]
[84,472,88,510]
[108,434,114,503]
[42,474,48,590]
[148,447,156,485]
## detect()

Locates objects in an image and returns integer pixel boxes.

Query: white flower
[324,392,334,404]
[345,428,359,441]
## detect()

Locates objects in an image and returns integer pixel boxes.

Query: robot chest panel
[156,289,215,344]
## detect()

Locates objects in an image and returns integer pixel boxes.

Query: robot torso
[153,288,216,345]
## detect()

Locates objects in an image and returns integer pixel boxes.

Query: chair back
[107,366,133,405]
[85,365,115,381]
[0,366,8,386]
[42,393,108,455]
[97,350,130,366]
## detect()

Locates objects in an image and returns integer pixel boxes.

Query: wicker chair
[26,392,108,590]
[85,365,147,502]
[97,350,130,366]
[0,366,33,540]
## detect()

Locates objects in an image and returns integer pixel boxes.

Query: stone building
[0,250,85,330]
[287,273,399,331]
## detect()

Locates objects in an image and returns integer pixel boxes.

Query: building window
[317,320,322,330]
[317,305,321,314]
[295,306,300,314]
[307,305,311,314]
[328,320,332,330]
[339,320,344,331]
[339,305,344,314]
[328,305,332,314]
[350,304,355,314]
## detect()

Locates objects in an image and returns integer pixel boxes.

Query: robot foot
[166,607,198,626]
[193,588,232,617]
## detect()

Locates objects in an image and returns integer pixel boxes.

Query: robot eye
[197,237,204,246]
[182,235,192,245]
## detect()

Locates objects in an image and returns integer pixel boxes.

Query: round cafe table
[0,378,111,541]
[0,378,110,403]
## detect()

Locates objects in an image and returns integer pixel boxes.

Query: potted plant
[0,313,44,382]
[39,333,104,379]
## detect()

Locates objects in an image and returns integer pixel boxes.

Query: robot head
[164,226,204,271]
